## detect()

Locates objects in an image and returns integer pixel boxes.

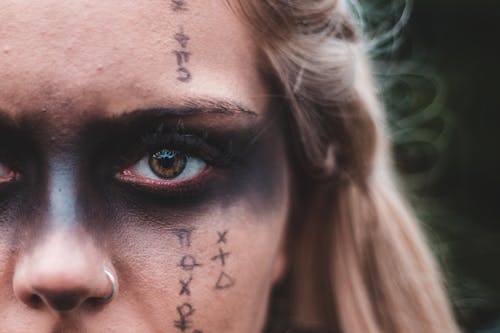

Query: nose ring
[102,269,116,303]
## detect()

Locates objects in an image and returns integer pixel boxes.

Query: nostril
[34,288,88,312]
[45,293,83,312]
[28,294,43,308]
[12,229,117,313]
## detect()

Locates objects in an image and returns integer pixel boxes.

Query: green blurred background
[361,0,500,331]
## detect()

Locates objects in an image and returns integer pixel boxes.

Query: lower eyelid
[115,165,213,193]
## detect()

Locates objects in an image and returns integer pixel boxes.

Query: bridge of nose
[46,158,79,228]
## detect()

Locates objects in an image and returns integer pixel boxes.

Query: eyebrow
[116,98,259,120]
[0,98,258,122]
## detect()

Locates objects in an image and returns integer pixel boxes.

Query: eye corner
[0,163,18,183]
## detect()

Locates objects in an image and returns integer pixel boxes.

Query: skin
[0,1,290,332]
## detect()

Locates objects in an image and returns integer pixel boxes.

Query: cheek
[102,125,292,331]
[107,185,290,332]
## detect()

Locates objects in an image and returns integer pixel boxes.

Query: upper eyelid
[0,111,262,172]
[139,132,235,167]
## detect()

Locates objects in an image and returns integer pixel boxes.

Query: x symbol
[217,230,228,244]
[179,275,193,296]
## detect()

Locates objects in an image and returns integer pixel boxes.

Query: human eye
[113,128,233,194]
[117,147,208,189]
[0,162,16,185]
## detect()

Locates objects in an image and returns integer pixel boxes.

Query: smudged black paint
[0,104,287,241]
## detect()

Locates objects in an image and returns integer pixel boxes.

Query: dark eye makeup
[113,125,247,196]
[69,105,275,211]
[0,103,285,223]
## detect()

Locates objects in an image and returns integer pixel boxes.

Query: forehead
[0,0,267,117]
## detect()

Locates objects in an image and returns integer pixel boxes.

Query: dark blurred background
[362,0,500,331]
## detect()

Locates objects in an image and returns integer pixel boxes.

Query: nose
[13,227,116,312]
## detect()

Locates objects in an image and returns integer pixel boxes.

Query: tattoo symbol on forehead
[175,28,190,48]
[174,303,195,332]
[172,25,193,83]
[171,0,188,12]
[178,255,202,271]
[173,50,191,67]
[211,248,230,266]
[215,271,236,290]
[174,228,193,248]
[217,230,228,244]
[177,67,192,82]
[179,275,193,296]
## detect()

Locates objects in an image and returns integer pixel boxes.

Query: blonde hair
[228,1,460,332]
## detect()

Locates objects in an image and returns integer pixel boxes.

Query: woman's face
[0,1,290,332]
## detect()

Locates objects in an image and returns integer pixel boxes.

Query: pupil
[156,151,176,168]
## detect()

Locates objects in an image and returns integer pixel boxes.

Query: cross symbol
[211,248,230,266]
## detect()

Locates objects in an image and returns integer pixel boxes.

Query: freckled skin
[0,1,290,333]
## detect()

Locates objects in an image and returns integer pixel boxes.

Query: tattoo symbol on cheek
[174,228,193,248]
[211,248,230,266]
[174,303,195,332]
[171,0,188,11]
[172,203,203,333]
[216,230,228,244]
[179,275,193,296]
[178,255,202,271]
[215,271,236,290]
[212,230,235,289]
